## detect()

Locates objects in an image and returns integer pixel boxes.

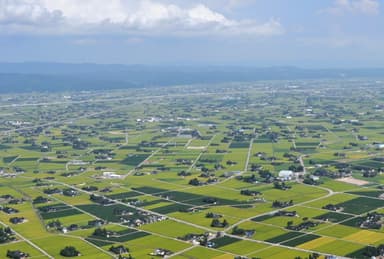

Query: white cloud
[0,0,284,36]
[323,0,380,15]
[0,0,62,25]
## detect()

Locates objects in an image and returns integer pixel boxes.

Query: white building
[278,170,294,180]
[102,172,123,179]
[310,175,320,181]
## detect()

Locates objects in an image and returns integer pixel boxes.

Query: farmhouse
[88,219,105,227]
[68,224,79,231]
[244,230,255,238]
[62,189,78,197]
[6,250,29,259]
[109,245,129,255]
[9,217,26,224]
[8,198,25,205]
[322,204,342,211]
[0,194,14,200]
[150,248,172,257]
[274,210,298,217]
[2,207,19,214]
[179,232,215,246]
[358,135,368,141]
[286,220,318,231]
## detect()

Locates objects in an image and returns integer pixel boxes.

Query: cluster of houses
[109,245,129,255]
[91,149,115,160]
[39,205,60,214]
[0,226,16,243]
[43,188,62,195]
[88,194,167,226]
[0,195,25,205]
[286,220,318,231]
[60,224,80,233]
[92,227,118,238]
[0,195,28,226]
[237,168,307,185]
[359,212,384,229]
[357,135,369,141]
[1,206,19,214]
[88,219,105,228]
[274,210,298,217]
[43,187,79,197]
[0,169,19,178]
[272,200,294,208]
[179,232,217,247]
[188,177,218,186]
[322,204,342,212]
[62,189,78,197]
[240,189,262,196]
[149,248,173,257]
[273,181,292,190]
[89,194,115,206]
[231,226,255,238]
[136,117,162,123]
[117,211,167,227]
[9,217,26,225]
[5,120,31,127]
[47,219,104,233]
[161,126,201,139]
[206,212,222,219]
[6,250,29,259]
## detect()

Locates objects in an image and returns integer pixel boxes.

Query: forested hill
[0,63,383,93]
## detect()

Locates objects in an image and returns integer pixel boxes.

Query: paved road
[244,134,255,172]
[186,134,217,173]
[299,154,306,175]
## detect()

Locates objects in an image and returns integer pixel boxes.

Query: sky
[0,0,383,67]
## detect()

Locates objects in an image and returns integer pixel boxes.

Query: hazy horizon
[0,0,383,67]
[2,61,384,70]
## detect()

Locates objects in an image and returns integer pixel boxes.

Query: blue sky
[0,0,382,67]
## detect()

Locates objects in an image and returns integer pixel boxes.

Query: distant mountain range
[0,63,383,93]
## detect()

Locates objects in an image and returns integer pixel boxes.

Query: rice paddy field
[1,80,384,258]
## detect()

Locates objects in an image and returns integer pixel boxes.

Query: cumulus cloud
[0,0,62,25]
[323,0,380,15]
[0,0,284,36]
